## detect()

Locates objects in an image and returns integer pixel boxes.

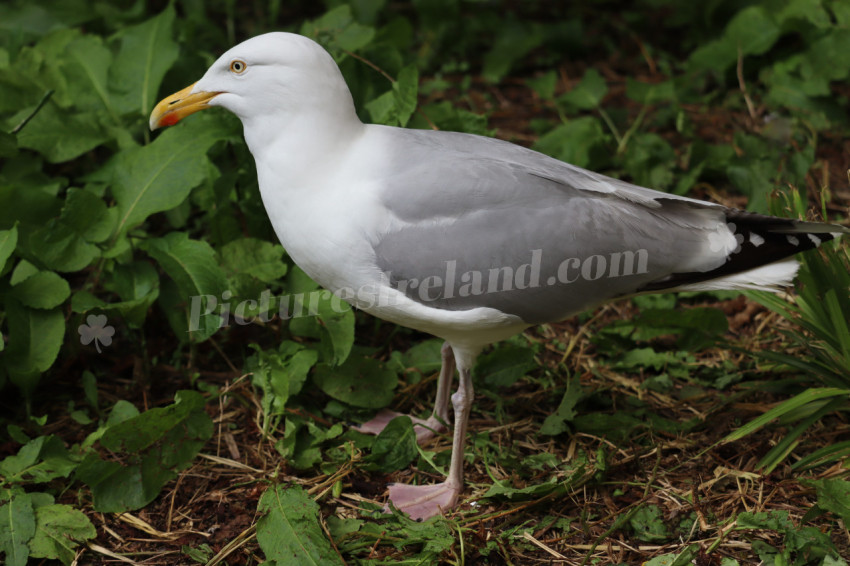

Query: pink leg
[355,342,455,444]
[386,349,475,520]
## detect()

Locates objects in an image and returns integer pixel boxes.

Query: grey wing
[372,130,741,323]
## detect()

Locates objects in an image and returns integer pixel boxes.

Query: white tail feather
[671,259,800,293]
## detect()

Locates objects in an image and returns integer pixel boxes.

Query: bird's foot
[354,409,447,444]
[386,481,461,521]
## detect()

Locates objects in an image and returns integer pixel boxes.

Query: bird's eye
[230,60,247,74]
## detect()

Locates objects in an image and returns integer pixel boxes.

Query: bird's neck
[242,107,364,186]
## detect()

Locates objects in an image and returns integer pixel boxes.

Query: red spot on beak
[162,113,181,127]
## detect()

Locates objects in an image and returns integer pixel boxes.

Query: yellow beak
[149,83,220,130]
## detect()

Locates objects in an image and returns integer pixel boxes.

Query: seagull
[150,32,848,520]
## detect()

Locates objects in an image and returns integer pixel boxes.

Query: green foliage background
[1,0,850,564]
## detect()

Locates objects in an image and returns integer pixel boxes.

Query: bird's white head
[149,32,359,137]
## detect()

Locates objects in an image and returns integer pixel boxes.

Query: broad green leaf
[59,188,114,244]
[476,344,536,387]
[0,130,17,157]
[527,71,557,100]
[64,34,117,118]
[365,65,417,127]
[72,261,160,327]
[690,6,781,72]
[10,260,38,285]
[735,510,794,531]
[15,104,110,163]
[482,21,544,83]
[249,342,319,414]
[108,117,231,235]
[0,435,77,485]
[326,516,363,540]
[625,78,676,105]
[558,69,608,111]
[533,116,607,168]
[256,484,343,566]
[810,478,850,523]
[109,5,178,117]
[409,101,491,136]
[643,547,700,566]
[29,504,95,564]
[634,307,728,350]
[3,300,65,396]
[142,232,228,311]
[540,376,582,435]
[483,476,569,501]
[0,494,35,566]
[312,356,397,409]
[725,6,781,56]
[289,291,354,366]
[28,221,101,273]
[11,270,70,309]
[394,64,418,127]
[630,505,671,542]
[301,5,375,54]
[76,391,213,512]
[219,237,287,283]
[392,339,444,378]
[368,416,418,472]
[0,225,17,273]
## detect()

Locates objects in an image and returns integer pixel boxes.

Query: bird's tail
[641,211,848,293]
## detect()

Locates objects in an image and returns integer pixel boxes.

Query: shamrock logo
[78,314,115,353]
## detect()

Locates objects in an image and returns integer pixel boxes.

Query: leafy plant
[725,187,850,472]
[1,0,850,564]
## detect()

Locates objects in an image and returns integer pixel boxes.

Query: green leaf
[809,478,850,523]
[634,307,728,350]
[312,355,397,409]
[393,64,418,127]
[15,104,110,163]
[0,435,78,484]
[482,22,544,83]
[256,484,343,566]
[29,229,98,274]
[533,116,607,168]
[689,6,781,72]
[643,547,700,566]
[59,188,114,244]
[540,376,582,435]
[558,69,608,110]
[0,494,36,566]
[735,510,794,531]
[3,300,65,396]
[0,225,17,273]
[249,342,319,414]
[0,130,18,157]
[483,476,569,501]
[219,237,287,283]
[476,344,536,387]
[625,78,676,105]
[365,64,418,127]
[76,391,213,512]
[395,339,444,379]
[28,504,95,564]
[289,291,354,365]
[108,117,231,235]
[368,416,418,472]
[630,505,671,542]
[64,34,116,116]
[142,232,228,332]
[109,5,179,117]
[11,270,70,309]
